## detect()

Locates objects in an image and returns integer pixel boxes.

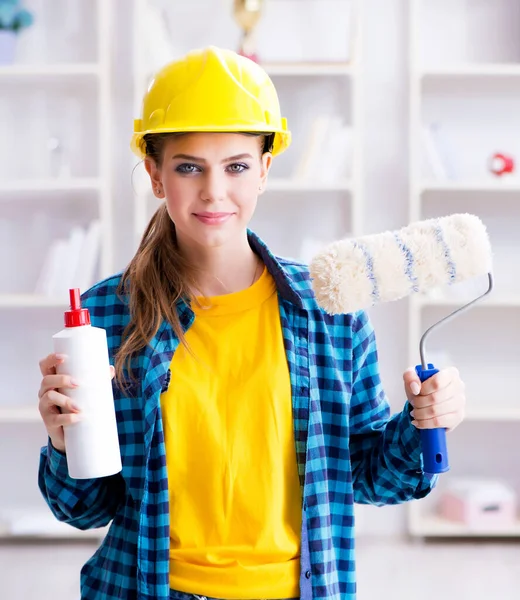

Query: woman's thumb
[404,367,421,396]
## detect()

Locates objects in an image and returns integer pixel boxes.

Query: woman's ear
[144,157,164,198]
[258,152,272,195]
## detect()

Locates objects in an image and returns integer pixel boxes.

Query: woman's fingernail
[69,402,81,412]
[56,353,67,360]
[410,382,421,395]
[412,420,419,428]
[70,413,82,422]
[70,378,80,387]
[410,410,415,418]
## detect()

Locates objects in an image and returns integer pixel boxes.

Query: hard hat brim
[131,128,291,160]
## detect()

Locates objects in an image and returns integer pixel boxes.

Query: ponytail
[115,203,197,386]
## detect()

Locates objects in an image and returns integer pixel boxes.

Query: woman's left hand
[403,367,466,432]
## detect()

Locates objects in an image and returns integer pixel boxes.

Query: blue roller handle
[415,363,450,474]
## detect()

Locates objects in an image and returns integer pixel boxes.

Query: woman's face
[145,132,272,253]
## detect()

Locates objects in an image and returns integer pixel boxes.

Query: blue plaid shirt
[39,232,436,600]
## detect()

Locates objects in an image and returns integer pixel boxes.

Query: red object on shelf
[238,49,260,63]
[489,152,515,176]
[64,288,91,327]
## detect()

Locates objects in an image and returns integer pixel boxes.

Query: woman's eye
[227,162,249,174]
[176,163,201,174]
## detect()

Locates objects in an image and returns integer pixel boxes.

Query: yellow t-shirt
[160,266,302,599]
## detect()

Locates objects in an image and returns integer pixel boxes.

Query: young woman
[37,46,466,600]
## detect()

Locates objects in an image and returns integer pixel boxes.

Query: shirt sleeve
[348,310,438,506]
[38,439,125,530]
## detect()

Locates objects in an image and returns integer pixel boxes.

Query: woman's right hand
[38,354,116,453]
[38,353,81,453]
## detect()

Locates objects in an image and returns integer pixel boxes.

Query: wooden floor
[1,537,519,599]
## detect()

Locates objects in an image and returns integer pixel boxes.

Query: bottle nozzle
[65,288,90,327]
[70,288,81,311]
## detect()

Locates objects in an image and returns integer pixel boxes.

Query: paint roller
[309,213,493,475]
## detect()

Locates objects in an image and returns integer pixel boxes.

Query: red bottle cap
[64,288,91,327]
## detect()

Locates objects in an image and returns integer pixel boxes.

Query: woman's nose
[199,170,226,203]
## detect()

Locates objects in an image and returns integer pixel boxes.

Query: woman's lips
[193,212,234,225]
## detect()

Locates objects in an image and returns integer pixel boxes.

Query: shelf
[0,63,100,79]
[412,294,520,309]
[267,179,352,192]
[410,514,520,538]
[465,407,520,422]
[0,510,108,540]
[0,295,67,308]
[0,407,40,423]
[258,62,354,76]
[0,178,101,195]
[141,62,355,84]
[418,180,520,193]
[0,526,107,540]
[420,64,520,79]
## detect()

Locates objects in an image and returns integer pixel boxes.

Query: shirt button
[305,570,312,579]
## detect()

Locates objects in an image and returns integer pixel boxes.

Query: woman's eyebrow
[172,153,254,163]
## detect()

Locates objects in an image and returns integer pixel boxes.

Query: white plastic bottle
[52,288,122,479]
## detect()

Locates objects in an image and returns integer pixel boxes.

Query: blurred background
[1,0,520,598]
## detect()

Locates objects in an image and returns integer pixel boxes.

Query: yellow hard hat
[131,46,291,159]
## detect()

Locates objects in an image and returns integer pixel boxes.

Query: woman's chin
[193,227,243,250]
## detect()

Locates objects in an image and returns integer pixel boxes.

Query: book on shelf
[34,220,102,298]
[422,122,458,181]
[292,115,352,183]
[142,0,183,81]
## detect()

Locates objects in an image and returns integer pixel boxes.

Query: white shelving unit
[0,178,101,193]
[132,0,363,258]
[259,62,354,76]
[0,63,101,77]
[0,0,114,541]
[407,0,520,538]
[421,64,520,77]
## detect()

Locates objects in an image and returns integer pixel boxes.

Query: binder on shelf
[34,220,101,298]
[34,239,70,298]
[292,115,331,180]
[293,116,352,184]
[142,1,181,76]
[59,226,86,290]
[319,123,353,182]
[72,220,102,292]
[422,122,458,181]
